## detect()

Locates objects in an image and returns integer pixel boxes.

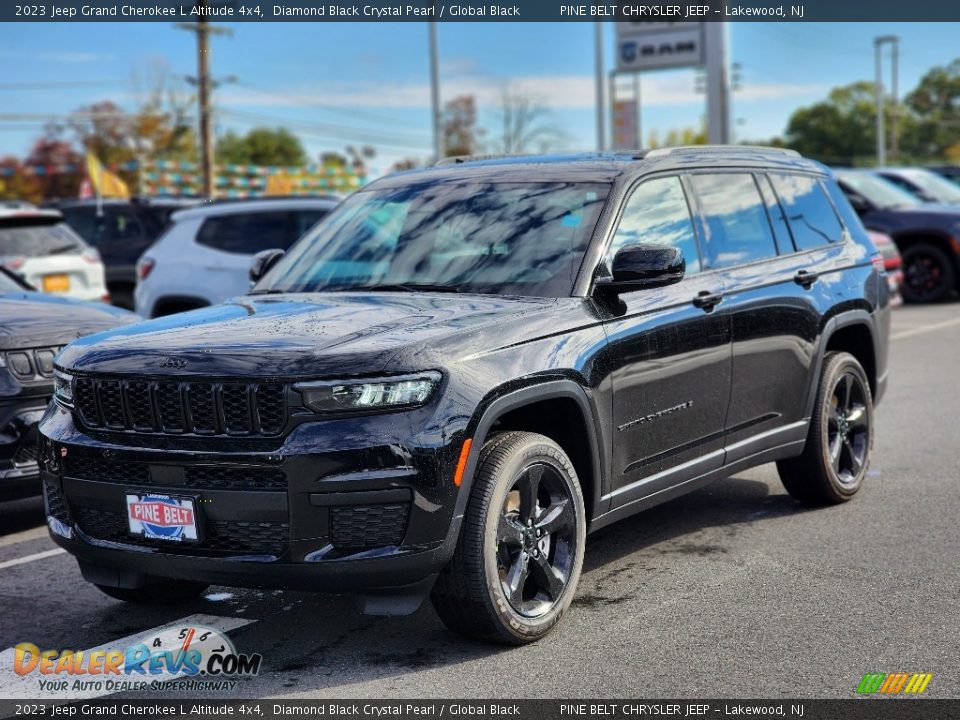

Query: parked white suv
[0,208,109,302]
[135,197,338,318]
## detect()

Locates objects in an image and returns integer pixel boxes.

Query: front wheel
[777,351,874,505]
[431,431,586,644]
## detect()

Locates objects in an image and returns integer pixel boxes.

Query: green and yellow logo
[856,672,932,696]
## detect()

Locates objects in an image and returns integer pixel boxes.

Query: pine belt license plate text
[126,493,199,542]
[42,274,70,292]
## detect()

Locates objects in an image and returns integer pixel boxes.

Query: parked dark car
[928,165,960,185]
[44,197,200,310]
[874,167,960,205]
[836,169,960,303]
[0,268,137,501]
[41,148,889,644]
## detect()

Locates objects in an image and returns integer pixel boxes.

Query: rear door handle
[794,269,819,289]
[692,290,723,312]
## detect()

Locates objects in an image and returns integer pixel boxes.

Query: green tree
[783,81,880,165]
[216,127,307,167]
[903,59,960,160]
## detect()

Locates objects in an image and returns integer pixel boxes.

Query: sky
[0,21,957,175]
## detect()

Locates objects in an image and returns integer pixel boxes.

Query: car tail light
[101,294,112,303]
[1,255,26,271]
[81,249,100,264]
[137,257,155,281]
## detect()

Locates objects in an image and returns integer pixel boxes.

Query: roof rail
[433,153,534,166]
[643,145,801,159]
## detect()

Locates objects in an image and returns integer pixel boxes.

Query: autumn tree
[488,89,566,154]
[442,95,479,157]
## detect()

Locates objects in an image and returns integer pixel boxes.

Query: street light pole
[874,35,898,167]
[429,21,442,160]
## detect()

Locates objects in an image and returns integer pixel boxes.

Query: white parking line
[0,548,65,570]
[891,316,960,341]
[0,526,50,549]
[0,613,254,700]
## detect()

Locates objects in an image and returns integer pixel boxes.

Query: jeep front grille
[72,377,287,436]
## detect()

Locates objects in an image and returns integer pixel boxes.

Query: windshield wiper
[47,243,81,255]
[332,283,463,293]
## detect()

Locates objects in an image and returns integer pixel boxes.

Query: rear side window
[688,173,778,269]
[609,176,701,274]
[769,174,844,250]
[196,211,294,254]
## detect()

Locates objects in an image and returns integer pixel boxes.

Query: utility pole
[594,22,606,152]
[177,0,231,198]
[874,35,898,167]
[891,37,900,164]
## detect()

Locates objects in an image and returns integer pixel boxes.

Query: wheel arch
[804,310,882,418]
[454,380,606,529]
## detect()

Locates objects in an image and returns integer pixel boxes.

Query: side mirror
[594,244,685,295]
[249,248,284,284]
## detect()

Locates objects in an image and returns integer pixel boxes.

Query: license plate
[42,274,70,293]
[126,493,199,542]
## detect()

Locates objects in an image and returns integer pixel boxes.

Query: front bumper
[0,402,45,501]
[38,402,466,594]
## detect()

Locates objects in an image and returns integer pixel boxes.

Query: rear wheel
[431,431,586,644]
[94,581,209,605]
[777,352,873,505]
[901,242,956,303]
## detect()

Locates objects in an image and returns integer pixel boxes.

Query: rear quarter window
[196,211,295,254]
[769,174,844,251]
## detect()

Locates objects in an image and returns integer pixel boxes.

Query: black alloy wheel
[496,462,578,618]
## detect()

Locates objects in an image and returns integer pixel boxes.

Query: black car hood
[0,292,138,350]
[57,293,558,378]
[863,203,960,232]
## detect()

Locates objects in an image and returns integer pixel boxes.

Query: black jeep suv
[40,148,890,644]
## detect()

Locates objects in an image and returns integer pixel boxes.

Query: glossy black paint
[40,149,890,605]
[0,290,136,500]
[249,248,285,283]
[600,244,685,292]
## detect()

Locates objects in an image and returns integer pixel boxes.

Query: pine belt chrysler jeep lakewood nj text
[40,148,891,644]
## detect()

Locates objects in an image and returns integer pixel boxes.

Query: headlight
[53,370,74,407]
[295,372,441,414]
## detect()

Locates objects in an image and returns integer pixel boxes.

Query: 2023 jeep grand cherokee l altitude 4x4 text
[40,147,891,644]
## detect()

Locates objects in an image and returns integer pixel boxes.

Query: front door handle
[794,269,819,289]
[692,290,723,312]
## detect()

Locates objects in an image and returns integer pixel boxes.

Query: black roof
[376,147,827,189]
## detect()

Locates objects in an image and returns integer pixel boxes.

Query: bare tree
[489,88,566,154]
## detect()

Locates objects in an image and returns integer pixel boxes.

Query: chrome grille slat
[72,376,286,437]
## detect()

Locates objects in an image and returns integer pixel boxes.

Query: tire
[777,352,874,505]
[94,581,209,605]
[901,242,956,303]
[431,431,586,645]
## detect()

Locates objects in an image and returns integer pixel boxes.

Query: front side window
[689,173,778,268]
[608,176,700,275]
[769,174,844,251]
[257,181,610,297]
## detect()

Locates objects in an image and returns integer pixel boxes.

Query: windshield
[900,169,960,203]
[256,180,610,297]
[836,172,921,209]
[0,219,87,257]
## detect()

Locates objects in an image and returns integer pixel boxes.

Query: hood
[865,204,960,231]
[57,292,558,378]
[0,291,138,350]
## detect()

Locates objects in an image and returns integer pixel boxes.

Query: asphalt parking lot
[2,301,959,700]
